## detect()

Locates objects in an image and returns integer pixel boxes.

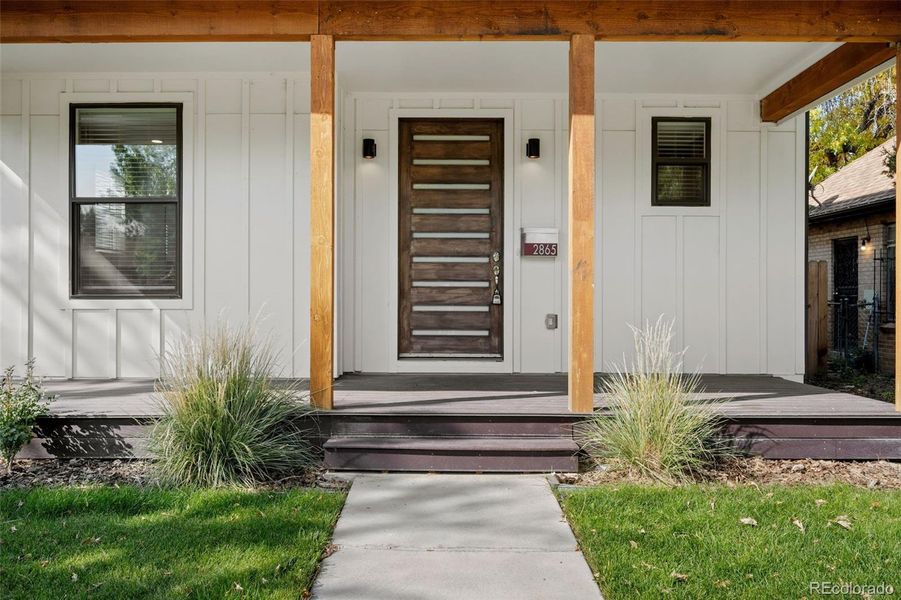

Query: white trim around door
[387,107,516,373]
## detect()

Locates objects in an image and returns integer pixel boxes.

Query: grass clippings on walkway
[0,486,345,599]
[561,484,900,599]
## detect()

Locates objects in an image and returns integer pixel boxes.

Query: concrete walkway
[311,474,602,600]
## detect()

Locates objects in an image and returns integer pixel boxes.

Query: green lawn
[0,486,345,599]
[561,484,900,599]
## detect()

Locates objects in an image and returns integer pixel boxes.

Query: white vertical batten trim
[65,78,73,378]
[114,308,121,378]
[65,79,72,378]
[675,213,684,350]
[502,105,516,375]
[631,99,642,338]
[341,89,357,374]
[285,77,296,375]
[718,108,729,374]
[759,124,769,374]
[556,97,567,372]
[794,115,807,376]
[241,79,251,314]
[386,105,398,370]
[70,309,77,377]
[196,77,207,332]
[22,80,33,361]
[334,86,343,378]
[333,86,344,379]
[512,98,522,373]
[352,98,364,372]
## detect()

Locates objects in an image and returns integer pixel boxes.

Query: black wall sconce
[362,138,377,159]
[861,220,871,250]
[526,138,540,159]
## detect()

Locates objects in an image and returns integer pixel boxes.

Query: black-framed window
[651,117,711,207]
[70,104,182,298]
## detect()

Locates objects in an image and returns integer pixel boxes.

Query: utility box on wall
[521,228,559,257]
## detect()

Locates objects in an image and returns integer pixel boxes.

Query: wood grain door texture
[398,118,504,358]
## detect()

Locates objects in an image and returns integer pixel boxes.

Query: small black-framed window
[651,117,711,207]
[69,103,182,298]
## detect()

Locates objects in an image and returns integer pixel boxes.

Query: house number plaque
[521,227,559,257]
[522,242,558,256]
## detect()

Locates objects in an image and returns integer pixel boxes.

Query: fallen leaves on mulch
[562,457,901,489]
[708,457,901,489]
[0,459,344,491]
[0,458,155,489]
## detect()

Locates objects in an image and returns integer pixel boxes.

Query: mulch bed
[561,457,901,489]
[1,459,155,489]
[5,457,900,490]
[807,367,895,404]
[0,459,345,491]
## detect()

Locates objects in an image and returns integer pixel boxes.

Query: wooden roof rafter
[760,42,897,123]
[2,1,901,44]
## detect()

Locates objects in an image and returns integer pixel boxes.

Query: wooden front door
[398,118,504,358]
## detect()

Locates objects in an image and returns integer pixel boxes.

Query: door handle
[491,252,502,305]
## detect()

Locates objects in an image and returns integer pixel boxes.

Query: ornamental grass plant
[578,318,731,484]
[150,322,315,487]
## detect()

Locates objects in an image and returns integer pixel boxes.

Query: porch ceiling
[1,41,840,97]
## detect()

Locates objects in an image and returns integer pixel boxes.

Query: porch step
[324,413,578,438]
[323,436,580,472]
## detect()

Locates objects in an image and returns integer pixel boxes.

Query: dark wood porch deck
[27,374,901,467]
[327,373,897,417]
[42,373,898,418]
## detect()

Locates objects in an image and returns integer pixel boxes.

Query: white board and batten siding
[1,76,806,380]
[601,97,806,379]
[0,73,314,379]
[344,94,806,378]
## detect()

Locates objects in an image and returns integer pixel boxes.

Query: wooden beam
[318,1,901,42]
[568,34,595,414]
[0,1,318,43]
[4,1,901,43]
[761,43,896,123]
[310,33,335,410]
[895,45,900,414]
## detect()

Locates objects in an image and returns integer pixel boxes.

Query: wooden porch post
[895,44,900,413]
[568,34,595,413]
[311,34,335,410]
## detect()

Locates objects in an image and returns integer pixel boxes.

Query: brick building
[808,139,896,373]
